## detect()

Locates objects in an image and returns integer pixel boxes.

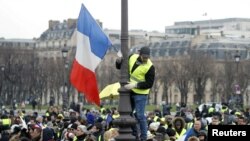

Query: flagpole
[113,0,136,140]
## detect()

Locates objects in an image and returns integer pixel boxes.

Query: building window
[64,41,67,47]
[59,41,61,47]
[52,41,55,47]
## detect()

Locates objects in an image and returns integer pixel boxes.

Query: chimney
[220,31,224,37]
[67,19,77,29]
[49,20,60,30]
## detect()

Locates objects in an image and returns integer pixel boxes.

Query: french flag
[70,4,112,106]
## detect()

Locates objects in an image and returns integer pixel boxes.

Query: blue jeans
[131,94,148,141]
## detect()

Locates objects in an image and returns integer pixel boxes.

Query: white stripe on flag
[76,31,101,72]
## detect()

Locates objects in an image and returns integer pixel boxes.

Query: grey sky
[0,0,250,39]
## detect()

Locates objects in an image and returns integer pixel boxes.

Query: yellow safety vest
[101,114,106,120]
[129,54,152,95]
[153,116,160,122]
[235,112,241,116]
[112,114,120,119]
[208,107,215,113]
[221,107,228,113]
[174,128,186,139]
[163,124,168,129]
[2,118,11,126]
[100,108,106,114]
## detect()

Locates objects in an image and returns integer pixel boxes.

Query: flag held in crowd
[70,4,112,106]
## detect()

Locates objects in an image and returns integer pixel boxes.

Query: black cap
[139,47,150,56]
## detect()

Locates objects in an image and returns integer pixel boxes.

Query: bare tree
[210,68,224,103]
[243,60,250,105]
[171,57,191,104]
[189,51,214,104]
[151,62,162,105]
[237,60,250,107]
[223,55,236,102]
[153,59,173,105]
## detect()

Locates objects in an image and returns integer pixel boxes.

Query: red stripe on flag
[70,60,100,106]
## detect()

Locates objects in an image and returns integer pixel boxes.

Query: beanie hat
[42,127,54,141]
[78,125,89,134]
[139,47,150,56]
[149,122,160,131]
[198,130,207,137]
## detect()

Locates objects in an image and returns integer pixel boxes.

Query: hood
[172,117,186,129]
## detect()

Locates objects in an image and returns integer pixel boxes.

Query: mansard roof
[39,20,76,41]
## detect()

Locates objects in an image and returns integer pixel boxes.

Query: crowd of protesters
[0,102,249,141]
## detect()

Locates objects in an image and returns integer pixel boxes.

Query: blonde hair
[104,128,119,141]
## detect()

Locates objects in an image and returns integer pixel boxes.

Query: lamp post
[0,65,5,107]
[61,47,68,110]
[113,0,136,140]
[0,66,4,72]
[234,51,241,109]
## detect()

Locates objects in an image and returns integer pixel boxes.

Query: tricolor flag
[70,4,112,106]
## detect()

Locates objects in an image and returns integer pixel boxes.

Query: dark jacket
[76,134,87,141]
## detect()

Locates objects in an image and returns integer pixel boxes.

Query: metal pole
[0,66,4,107]
[62,47,68,111]
[236,61,243,109]
[236,61,239,109]
[62,57,66,110]
[113,0,136,140]
[235,53,241,110]
[236,61,239,75]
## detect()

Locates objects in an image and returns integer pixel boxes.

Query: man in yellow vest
[0,114,11,131]
[116,46,155,141]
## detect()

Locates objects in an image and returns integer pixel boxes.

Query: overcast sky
[1,0,250,39]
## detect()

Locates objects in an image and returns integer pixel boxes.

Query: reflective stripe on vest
[57,132,61,139]
[129,54,152,94]
[186,122,193,129]
[153,116,160,122]
[98,135,102,141]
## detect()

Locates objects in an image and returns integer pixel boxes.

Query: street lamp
[234,51,241,109]
[112,0,136,141]
[1,66,4,72]
[0,65,5,106]
[234,54,240,72]
[61,47,68,110]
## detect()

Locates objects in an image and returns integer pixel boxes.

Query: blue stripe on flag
[77,4,112,59]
